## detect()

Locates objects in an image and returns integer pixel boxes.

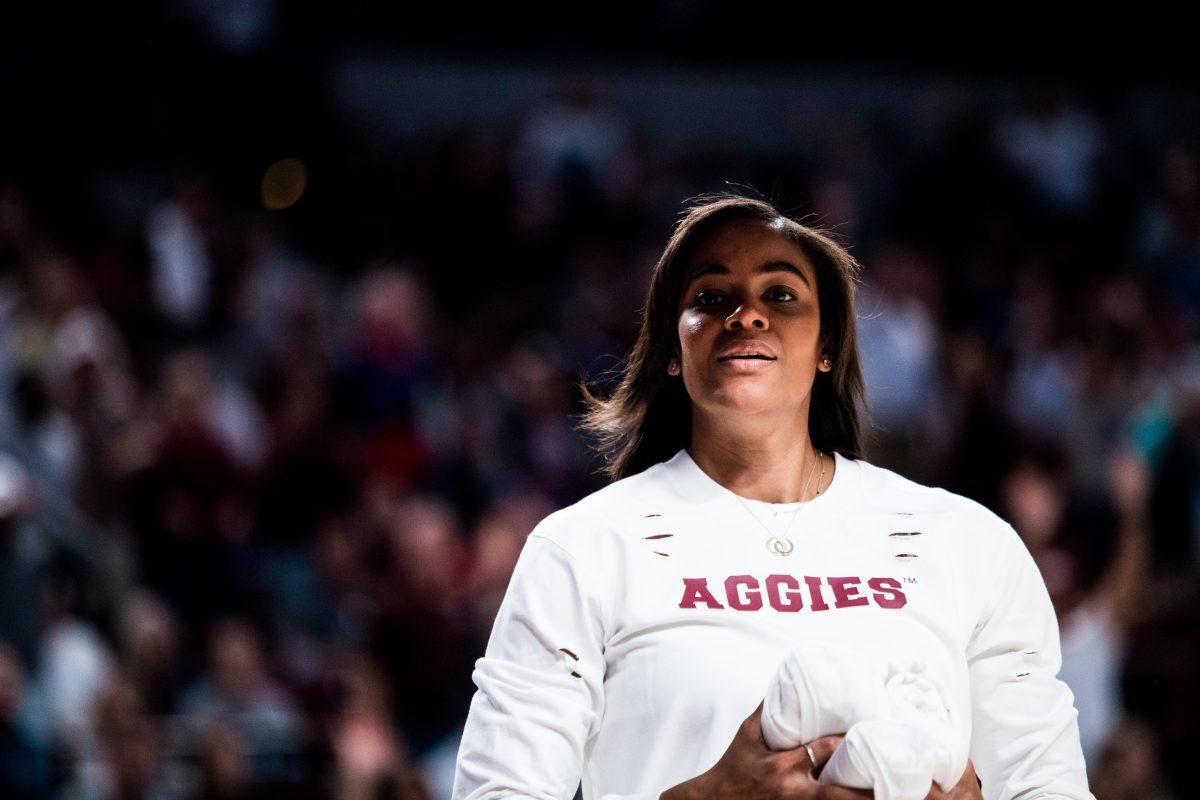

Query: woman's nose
[724,302,768,331]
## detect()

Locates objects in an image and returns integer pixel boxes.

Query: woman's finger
[803,734,844,776]
[743,700,765,732]
[814,784,873,800]
[948,759,983,799]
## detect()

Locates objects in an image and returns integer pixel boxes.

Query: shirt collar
[661,446,862,519]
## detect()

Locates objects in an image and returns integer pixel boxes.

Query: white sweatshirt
[452,448,1095,800]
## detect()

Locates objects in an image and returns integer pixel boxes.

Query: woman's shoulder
[527,458,677,552]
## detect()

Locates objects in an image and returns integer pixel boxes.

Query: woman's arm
[965,521,1095,800]
[452,530,611,800]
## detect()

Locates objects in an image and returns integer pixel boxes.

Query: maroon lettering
[868,577,908,609]
[725,574,763,611]
[829,576,869,608]
[765,574,804,612]
[679,575,908,612]
[804,575,830,611]
[679,578,724,609]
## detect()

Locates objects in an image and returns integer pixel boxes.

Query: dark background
[0,5,1196,799]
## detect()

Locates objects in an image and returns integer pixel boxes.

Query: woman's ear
[818,334,833,372]
[667,344,682,376]
[667,350,681,375]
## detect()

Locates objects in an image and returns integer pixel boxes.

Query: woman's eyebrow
[760,260,811,286]
[687,260,811,287]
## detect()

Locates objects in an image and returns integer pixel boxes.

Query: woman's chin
[708,380,779,412]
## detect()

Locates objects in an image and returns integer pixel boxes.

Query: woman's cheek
[677,315,710,365]
[678,309,706,337]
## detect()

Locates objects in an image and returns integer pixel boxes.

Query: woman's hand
[660,701,871,800]
[926,760,983,800]
[659,701,984,800]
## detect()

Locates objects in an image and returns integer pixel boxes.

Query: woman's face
[675,217,829,420]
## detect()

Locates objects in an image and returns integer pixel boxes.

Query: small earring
[667,359,680,375]
[821,357,832,370]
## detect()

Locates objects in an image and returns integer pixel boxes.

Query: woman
[451,194,1093,800]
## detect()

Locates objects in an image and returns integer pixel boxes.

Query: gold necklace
[731,449,827,557]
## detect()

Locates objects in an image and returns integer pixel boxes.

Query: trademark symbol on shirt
[902,576,918,584]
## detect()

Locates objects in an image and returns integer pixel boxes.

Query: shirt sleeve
[452,530,616,800]
[965,522,1096,800]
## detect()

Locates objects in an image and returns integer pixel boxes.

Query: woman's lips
[716,340,777,362]
[716,353,777,371]
[717,353,776,361]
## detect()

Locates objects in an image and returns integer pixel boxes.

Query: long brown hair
[577,192,868,480]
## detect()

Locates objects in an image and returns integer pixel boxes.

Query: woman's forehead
[689,218,808,264]
[685,220,815,282]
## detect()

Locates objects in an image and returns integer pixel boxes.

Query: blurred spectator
[0,641,58,799]
[857,243,942,479]
[31,562,116,756]
[115,591,181,716]
[330,652,431,800]
[195,724,256,800]
[181,620,307,788]
[996,88,1104,217]
[336,268,438,489]
[511,83,639,230]
[61,672,174,800]
[1143,359,1200,578]
[0,453,47,665]
[1002,443,1154,767]
[124,349,259,642]
[1003,261,1084,443]
[1090,718,1175,800]
[463,491,554,638]
[1137,147,1200,325]
[371,495,474,755]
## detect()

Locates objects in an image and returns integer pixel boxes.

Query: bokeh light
[260,158,307,210]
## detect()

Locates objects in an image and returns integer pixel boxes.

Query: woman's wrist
[658,769,715,800]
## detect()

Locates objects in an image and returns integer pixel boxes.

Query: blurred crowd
[0,52,1198,800]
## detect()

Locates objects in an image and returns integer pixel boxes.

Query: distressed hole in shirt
[643,534,674,540]
[894,553,919,559]
[1024,650,1039,656]
[653,551,670,557]
[643,513,662,518]
[570,671,582,679]
[1015,672,1031,680]
[890,511,915,515]
[559,647,579,661]
[888,531,923,537]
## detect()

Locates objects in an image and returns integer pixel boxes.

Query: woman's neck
[687,414,833,504]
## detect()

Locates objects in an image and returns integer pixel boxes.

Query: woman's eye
[695,291,723,307]
[768,287,796,302]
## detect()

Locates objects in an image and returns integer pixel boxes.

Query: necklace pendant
[767,536,795,556]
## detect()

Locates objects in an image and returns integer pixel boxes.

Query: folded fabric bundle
[760,640,966,800]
